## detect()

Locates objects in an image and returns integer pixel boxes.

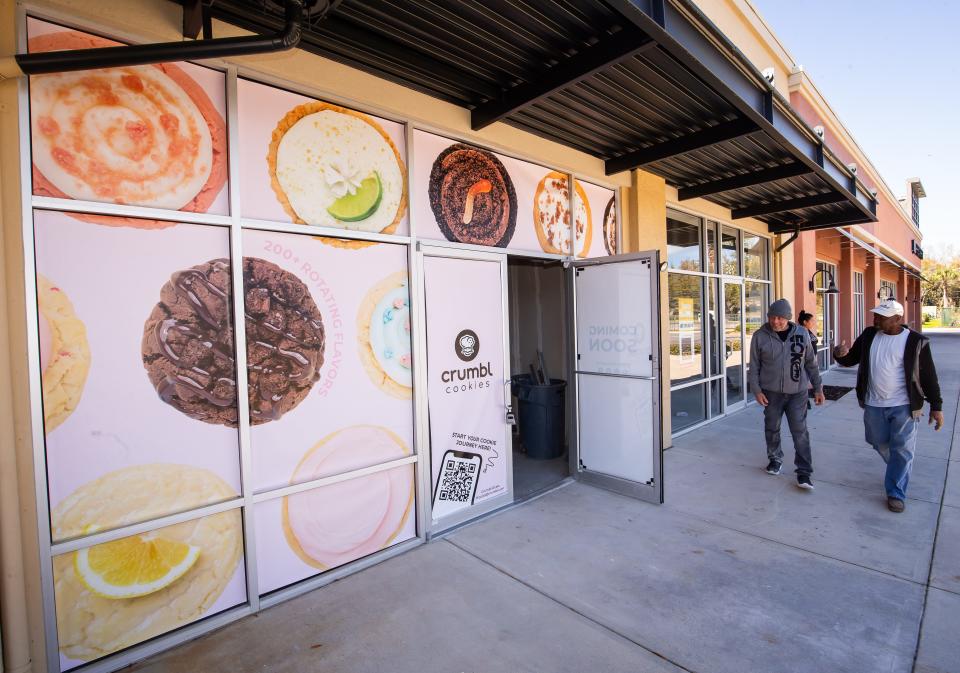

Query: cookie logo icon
[455,329,479,362]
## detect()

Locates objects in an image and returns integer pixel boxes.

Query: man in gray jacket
[748,299,825,489]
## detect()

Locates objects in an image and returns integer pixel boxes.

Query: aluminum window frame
[665,207,772,431]
[15,7,633,671]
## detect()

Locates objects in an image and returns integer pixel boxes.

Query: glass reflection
[724,283,744,406]
[667,217,701,271]
[668,275,703,384]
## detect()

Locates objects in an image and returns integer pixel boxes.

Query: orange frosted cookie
[29,30,227,222]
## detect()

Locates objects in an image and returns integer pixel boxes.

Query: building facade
[0,1,923,671]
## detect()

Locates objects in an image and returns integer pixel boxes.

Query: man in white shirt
[834,300,944,512]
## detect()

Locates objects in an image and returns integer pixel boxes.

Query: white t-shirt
[866,328,911,407]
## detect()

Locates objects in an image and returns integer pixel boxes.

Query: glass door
[722,280,745,410]
[815,262,838,370]
[418,245,513,534]
[570,252,662,504]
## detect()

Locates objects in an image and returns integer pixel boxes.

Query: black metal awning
[179,0,877,233]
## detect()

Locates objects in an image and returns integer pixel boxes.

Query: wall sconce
[808,269,839,294]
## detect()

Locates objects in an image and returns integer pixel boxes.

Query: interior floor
[512,433,569,500]
[507,258,570,501]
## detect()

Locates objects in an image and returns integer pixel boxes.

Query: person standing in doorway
[749,299,825,490]
[798,310,819,409]
[833,299,944,513]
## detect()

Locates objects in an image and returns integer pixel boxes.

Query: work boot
[887,497,905,513]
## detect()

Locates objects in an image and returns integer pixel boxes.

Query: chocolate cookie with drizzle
[242,257,324,425]
[428,143,516,247]
[142,257,324,427]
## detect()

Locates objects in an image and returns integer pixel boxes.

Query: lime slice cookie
[327,171,382,221]
[357,271,412,399]
[51,464,242,662]
[37,274,91,433]
[268,102,407,242]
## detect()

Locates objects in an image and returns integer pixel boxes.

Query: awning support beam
[471,30,655,131]
[731,192,847,219]
[769,211,868,234]
[605,117,757,174]
[605,0,875,222]
[677,162,812,201]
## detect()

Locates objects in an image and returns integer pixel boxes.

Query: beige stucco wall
[625,171,671,441]
[1,0,46,670]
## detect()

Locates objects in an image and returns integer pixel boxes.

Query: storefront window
[744,281,767,368]
[667,209,772,431]
[880,279,897,300]
[707,278,721,377]
[706,221,718,274]
[667,213,702,271]
[710,378,723,418]
[668,275,704,385]
[743,234,767,279]
[671,384,707,432]
[721,226,739,275]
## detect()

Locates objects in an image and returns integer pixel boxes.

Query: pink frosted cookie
[283,425,413,569]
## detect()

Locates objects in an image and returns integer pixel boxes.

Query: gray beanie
[768,298,792,319]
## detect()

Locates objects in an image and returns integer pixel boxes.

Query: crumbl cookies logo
[444,329,492,393]
[455,329,479,362]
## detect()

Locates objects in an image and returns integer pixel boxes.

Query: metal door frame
[567,250,663,504]
[721,278,747,412]
[414,243,514,535]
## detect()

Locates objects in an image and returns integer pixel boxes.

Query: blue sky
[753,0,959,258]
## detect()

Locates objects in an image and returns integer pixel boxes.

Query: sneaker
[887,497,905,513]
[797,475,814,490]
[765,460,782,475]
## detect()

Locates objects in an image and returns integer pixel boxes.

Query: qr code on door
[438,458,477,503]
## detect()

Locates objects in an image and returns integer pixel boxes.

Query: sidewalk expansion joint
[912,381,960,670]
[444,538,698,673]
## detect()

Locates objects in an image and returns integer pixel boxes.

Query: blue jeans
[864,405,918,501]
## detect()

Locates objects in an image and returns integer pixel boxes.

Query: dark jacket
[834,326,942,413]
[748,322,822,395]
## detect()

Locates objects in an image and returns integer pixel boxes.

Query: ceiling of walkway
[175,0,878,233]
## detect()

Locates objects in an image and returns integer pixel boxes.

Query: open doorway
[507,258,571,500]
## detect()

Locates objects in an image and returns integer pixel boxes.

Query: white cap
[871,299,904,317]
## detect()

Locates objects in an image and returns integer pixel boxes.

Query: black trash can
[511,374,566,460]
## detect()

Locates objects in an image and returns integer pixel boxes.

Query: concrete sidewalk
[131,334,960,673]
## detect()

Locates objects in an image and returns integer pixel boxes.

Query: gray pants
[763,390,813,476]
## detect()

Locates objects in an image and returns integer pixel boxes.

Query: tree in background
[921,249,960,308]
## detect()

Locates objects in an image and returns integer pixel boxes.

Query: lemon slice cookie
[52,464,242,662]
[37,274,90,433]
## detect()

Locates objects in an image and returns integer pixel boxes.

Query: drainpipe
[774,223,801,253]
[1,0,303,78]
